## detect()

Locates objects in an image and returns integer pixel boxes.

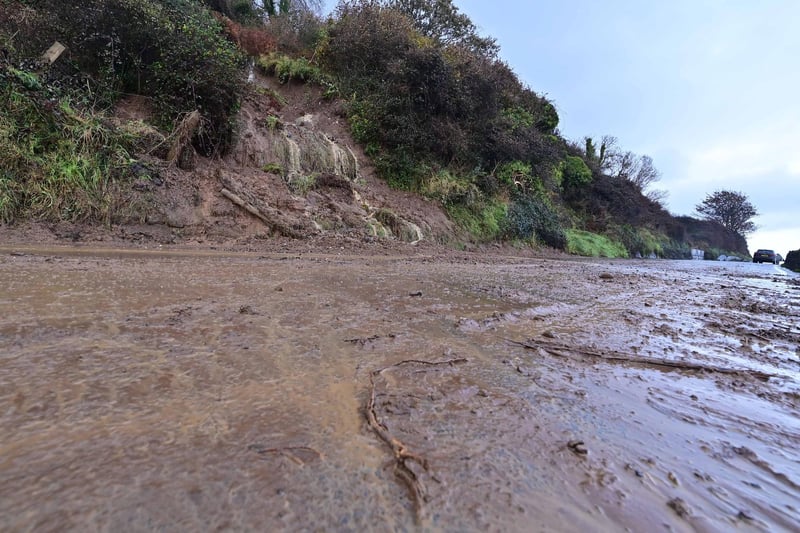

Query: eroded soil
[1,245,798,532]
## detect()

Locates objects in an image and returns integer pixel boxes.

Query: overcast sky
[322,1,799,256]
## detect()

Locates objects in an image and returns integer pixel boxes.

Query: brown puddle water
[1,248,798,531]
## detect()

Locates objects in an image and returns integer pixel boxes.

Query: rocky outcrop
[231,108,358,187]
[217,98,426,243]
[784,250,800,272]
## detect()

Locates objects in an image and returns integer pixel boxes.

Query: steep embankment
[6,73,460,249]
[0,0,751,258]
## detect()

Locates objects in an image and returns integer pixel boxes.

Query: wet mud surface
[1,246,798,531]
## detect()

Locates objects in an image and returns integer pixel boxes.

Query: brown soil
[2,71,458,255]
[0,244,798,531]
[2,74,799,532]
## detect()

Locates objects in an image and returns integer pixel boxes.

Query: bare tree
[603,150,661,191]
[598,135,618,171]
[645,188,668,205]
[629,155,660,190]
[695,190,758,236]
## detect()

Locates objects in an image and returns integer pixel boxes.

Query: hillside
[110,75,458,248]
[0,0,750,258]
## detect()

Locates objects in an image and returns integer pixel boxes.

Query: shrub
[660,239,692,259]
[501,106,534,131]
[495,160,548,198]
[422,168,478,206]
[496,161,531,187]
[26,0,246,155]
[200,0,264,25]
[505,195,566,249]
[562,155,592,189]
[323,2,561,181]
[613,225,664,257]
[262,5,327,55]
[783,250,800,272]
[262,162,282,174]
[373,149,427,191]
[287,173,317,195]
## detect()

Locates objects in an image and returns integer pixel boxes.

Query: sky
[321,1,799,257]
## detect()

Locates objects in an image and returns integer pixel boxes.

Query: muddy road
[1,245,798,532]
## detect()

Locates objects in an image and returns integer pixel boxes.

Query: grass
[287,173,317,196]
[257,53,325,85]
[0,67,144,224]
[262,162,283,174]
[566,229,628,258]
[446,200,508,242]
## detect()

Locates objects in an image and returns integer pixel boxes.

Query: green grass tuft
[566,229,628,258]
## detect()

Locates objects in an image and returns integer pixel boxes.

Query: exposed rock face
[784,250,800,272]
[105,74,456,245]
[217,93,427,243]
[231,110,359,184]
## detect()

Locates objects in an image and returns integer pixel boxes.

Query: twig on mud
[344,334,396,345]
[381,357,468,370]
[741,331,772,343]
[367,371,429,521]
[248,444,322,466]
[364,357,466,523]
[506,338,776,381]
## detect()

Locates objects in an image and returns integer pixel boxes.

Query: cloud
[672,116,800,189]
[748,227,799,258]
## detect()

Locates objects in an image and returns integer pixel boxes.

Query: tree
[389,0,498,56]
[204,0,322,19]
[695,190,758,236]
[585,135,663,200]
[336,0,498,56]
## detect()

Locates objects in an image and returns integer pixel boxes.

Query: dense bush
[322,1,561,181]
[201,0,264,24]
[783,250,800,272]
[505,196,566,249]
[24,0,246,155]
[660,240,692,260]
[421,168,479,206]
[561,156,592,190]
[612,225,664,257]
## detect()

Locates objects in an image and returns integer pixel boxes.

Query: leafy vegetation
[257,53,324,84]
[323,1,562,173]
[446,200,507,242]
[0,0,755,257]
[22,0,246,154]
[319,0,575,246]
[784,250,800,273]
[566,230,628,258]
[561,156,593,190]
[0,66,139,223]
[505,196,566,249]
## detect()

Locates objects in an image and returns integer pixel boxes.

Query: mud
[1,245,798,532]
